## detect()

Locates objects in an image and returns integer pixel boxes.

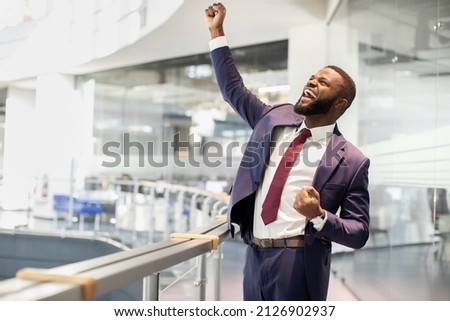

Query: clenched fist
[293,186,325,220]
[204,3,226,38]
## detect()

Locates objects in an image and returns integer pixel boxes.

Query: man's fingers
[294,187,322,218]
[304,186,319,200]
[209,3,225,16]
[299,187,314,200]
[205,6,215,17]
[300,188,310,201]
[296,187,320,211]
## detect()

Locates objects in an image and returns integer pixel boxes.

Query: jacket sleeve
[315,157,371,250]
[210,46,270,129]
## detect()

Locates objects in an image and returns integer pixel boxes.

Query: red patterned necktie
[260,128,312,225]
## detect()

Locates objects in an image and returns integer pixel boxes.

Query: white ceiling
[68,0,330,74]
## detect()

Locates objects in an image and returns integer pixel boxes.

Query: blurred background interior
[0,0,449,300]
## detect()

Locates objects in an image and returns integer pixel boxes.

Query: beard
[294,95,335,116]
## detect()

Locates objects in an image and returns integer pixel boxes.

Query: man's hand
[293,186,325,220]
[204,3,226,39]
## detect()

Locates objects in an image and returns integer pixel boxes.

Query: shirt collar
[299,123,336,142]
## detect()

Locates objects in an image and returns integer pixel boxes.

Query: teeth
[304,89,316,99]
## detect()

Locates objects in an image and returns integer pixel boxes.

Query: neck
[304,115,336,128]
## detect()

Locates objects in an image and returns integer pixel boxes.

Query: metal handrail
[0,218,230,300]
[0,180,232,301]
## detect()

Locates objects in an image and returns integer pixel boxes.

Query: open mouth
[303,88,317,100]
[298,88,317,105]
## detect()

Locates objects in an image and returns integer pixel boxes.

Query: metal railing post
[131,180,139,245]
[190,193,199,229]
[147,186,156,243]
[163,188,171,239]
[143,273,160,301]
[218,205,228,216]
[201,197,211,225]
[195,254,208,301]
[211,200,222,217]
[174,190,185,232]
[214,245,223,300]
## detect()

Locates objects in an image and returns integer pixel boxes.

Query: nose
[306,79,317,87]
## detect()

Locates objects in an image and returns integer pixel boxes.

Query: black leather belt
[252,235,305,248]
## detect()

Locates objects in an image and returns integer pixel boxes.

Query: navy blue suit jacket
[210,45,370,300]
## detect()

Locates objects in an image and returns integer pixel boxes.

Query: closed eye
[318,78,330,86]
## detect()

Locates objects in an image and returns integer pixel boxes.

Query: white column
[32,73,83,217]
[2,73,89,216]
[2,86,37,210]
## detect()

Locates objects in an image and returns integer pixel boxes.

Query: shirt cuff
[209,36,228,51]
[311,211,327,231]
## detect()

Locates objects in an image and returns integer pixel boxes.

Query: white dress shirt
[253,123,335,239]
[208,35,334,239]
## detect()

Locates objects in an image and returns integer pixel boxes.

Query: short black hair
[325,65,356,108]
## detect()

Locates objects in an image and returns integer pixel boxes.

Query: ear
[333,98,348,113]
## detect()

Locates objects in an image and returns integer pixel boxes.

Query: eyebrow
[309,75,330,83]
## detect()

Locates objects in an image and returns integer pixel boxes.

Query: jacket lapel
[312,126,346,193]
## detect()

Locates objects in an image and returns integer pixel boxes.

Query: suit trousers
[243,243,310,301]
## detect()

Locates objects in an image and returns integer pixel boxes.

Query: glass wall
[328,0,450,300]
[77,40,289,189]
